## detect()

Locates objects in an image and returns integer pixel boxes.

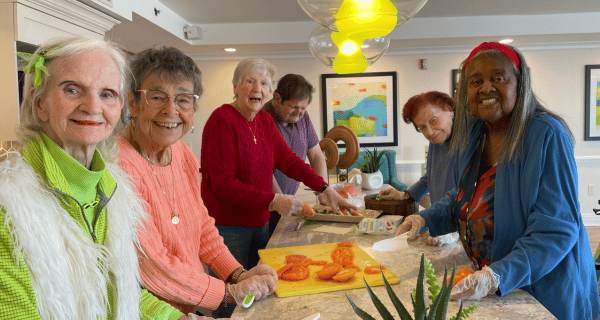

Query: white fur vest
[0,151,147,320]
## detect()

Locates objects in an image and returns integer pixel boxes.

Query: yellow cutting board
[259,242,399,297]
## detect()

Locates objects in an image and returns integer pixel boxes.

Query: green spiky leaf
[381,267,413,320]
[363,277,395,320]
[347,293,378,320]
[413,254,428,320]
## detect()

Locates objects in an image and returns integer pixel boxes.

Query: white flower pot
[361,171,383,190]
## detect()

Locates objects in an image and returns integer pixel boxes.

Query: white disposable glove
[424,232,459,246]
[317,192,329,205]
[320,186,358,214]
[450,266,500,300]
[394,214,426,239]
[269,193,303,216]
[178,314,244,320]
[237,264,278,285]
[378,187,410,201]
[229,274,277,304]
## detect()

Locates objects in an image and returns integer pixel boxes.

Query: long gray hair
[18,36,129,160]
[451,44,573,164]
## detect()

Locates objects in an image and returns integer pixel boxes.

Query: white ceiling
[105,0,600,58]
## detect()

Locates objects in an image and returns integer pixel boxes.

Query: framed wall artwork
[584,65,600,141]
[321,71,398,147]
[451,69,460,99]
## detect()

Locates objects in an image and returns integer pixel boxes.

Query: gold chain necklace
[247,120,257,144]
[143,155,179,225]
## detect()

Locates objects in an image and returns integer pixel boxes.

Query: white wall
[182,45,600,224]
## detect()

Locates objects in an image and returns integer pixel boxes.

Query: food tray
[305,205,382,223]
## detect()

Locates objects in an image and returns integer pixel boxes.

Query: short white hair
[232,58,276,98]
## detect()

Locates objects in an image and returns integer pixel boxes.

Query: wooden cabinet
[0,0,120,140]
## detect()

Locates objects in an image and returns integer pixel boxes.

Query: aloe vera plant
[346,254,477,320]
[356,147,389,174]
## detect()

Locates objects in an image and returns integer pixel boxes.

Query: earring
[191,125,195,134]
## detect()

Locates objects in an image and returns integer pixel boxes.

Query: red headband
[465,42,521,71]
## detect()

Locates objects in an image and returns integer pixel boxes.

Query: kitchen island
[231,213,556,320]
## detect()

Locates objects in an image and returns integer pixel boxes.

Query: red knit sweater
[201,104,327,227]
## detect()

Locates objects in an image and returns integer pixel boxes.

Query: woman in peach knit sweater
[118,47,277,319]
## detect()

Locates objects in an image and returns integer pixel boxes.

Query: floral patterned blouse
[457,164,496,269]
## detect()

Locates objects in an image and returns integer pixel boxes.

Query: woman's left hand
[449,266,499,300]
[320,187,358,214]
[238,264,278,284]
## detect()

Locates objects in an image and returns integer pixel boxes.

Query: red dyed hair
[402,91,456,130]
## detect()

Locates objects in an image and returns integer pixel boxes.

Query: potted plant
[346,254,478,320]
[356,147,388,189]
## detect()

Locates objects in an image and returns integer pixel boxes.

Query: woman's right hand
[395,214,426,239]
[269,193,303,216]
[379,187,409,201]
[229,274,277,304]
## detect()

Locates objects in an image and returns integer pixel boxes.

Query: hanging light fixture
[298,0,428,31]
[309,25,390,70]
[334,0,397,40]
[331,32,368,74]
[298,0,429,73]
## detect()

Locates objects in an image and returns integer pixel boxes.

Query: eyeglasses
[137,90,198,111]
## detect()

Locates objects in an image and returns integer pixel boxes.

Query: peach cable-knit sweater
[118,137,241,314]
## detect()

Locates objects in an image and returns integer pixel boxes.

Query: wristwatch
[320,184,329,193]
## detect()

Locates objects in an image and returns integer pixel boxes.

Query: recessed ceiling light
[499,39,513,44]
[223,48,237,52]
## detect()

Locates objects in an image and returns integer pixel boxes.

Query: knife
[298,312,320,320]
[372,227,428,251]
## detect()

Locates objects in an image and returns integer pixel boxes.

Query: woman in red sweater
[118,47,277,319]
[200,58,355,271]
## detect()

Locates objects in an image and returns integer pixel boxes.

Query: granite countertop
[231,215,556,320]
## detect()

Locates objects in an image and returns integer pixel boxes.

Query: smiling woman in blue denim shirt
[395,42,599,320]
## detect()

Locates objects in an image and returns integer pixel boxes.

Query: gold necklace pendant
[247,120,258,144]
[143,152,180,226]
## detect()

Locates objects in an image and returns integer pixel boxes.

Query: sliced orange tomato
[345,264,362,272]
[331,246,354,267]
[279,265,310,281]
[309,260,328,266]
[337,241,354,247]
[448,269,474,287]
[364,265,387,274]
[316,263,343,280]
[285,254,308,265]
[331,268,357,282]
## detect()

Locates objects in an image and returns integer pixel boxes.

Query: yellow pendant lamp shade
[331,32,368,74]
[334,0,398,39]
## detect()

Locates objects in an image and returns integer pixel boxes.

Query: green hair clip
[15,51,49,88]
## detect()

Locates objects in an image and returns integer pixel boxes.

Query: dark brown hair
[274,74,315,104]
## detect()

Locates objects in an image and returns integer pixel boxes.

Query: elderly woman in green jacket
[0,36,201,320]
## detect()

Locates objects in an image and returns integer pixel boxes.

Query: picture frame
[321,71,398,147]
[584,65,600,141]
[451,69,460,99]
